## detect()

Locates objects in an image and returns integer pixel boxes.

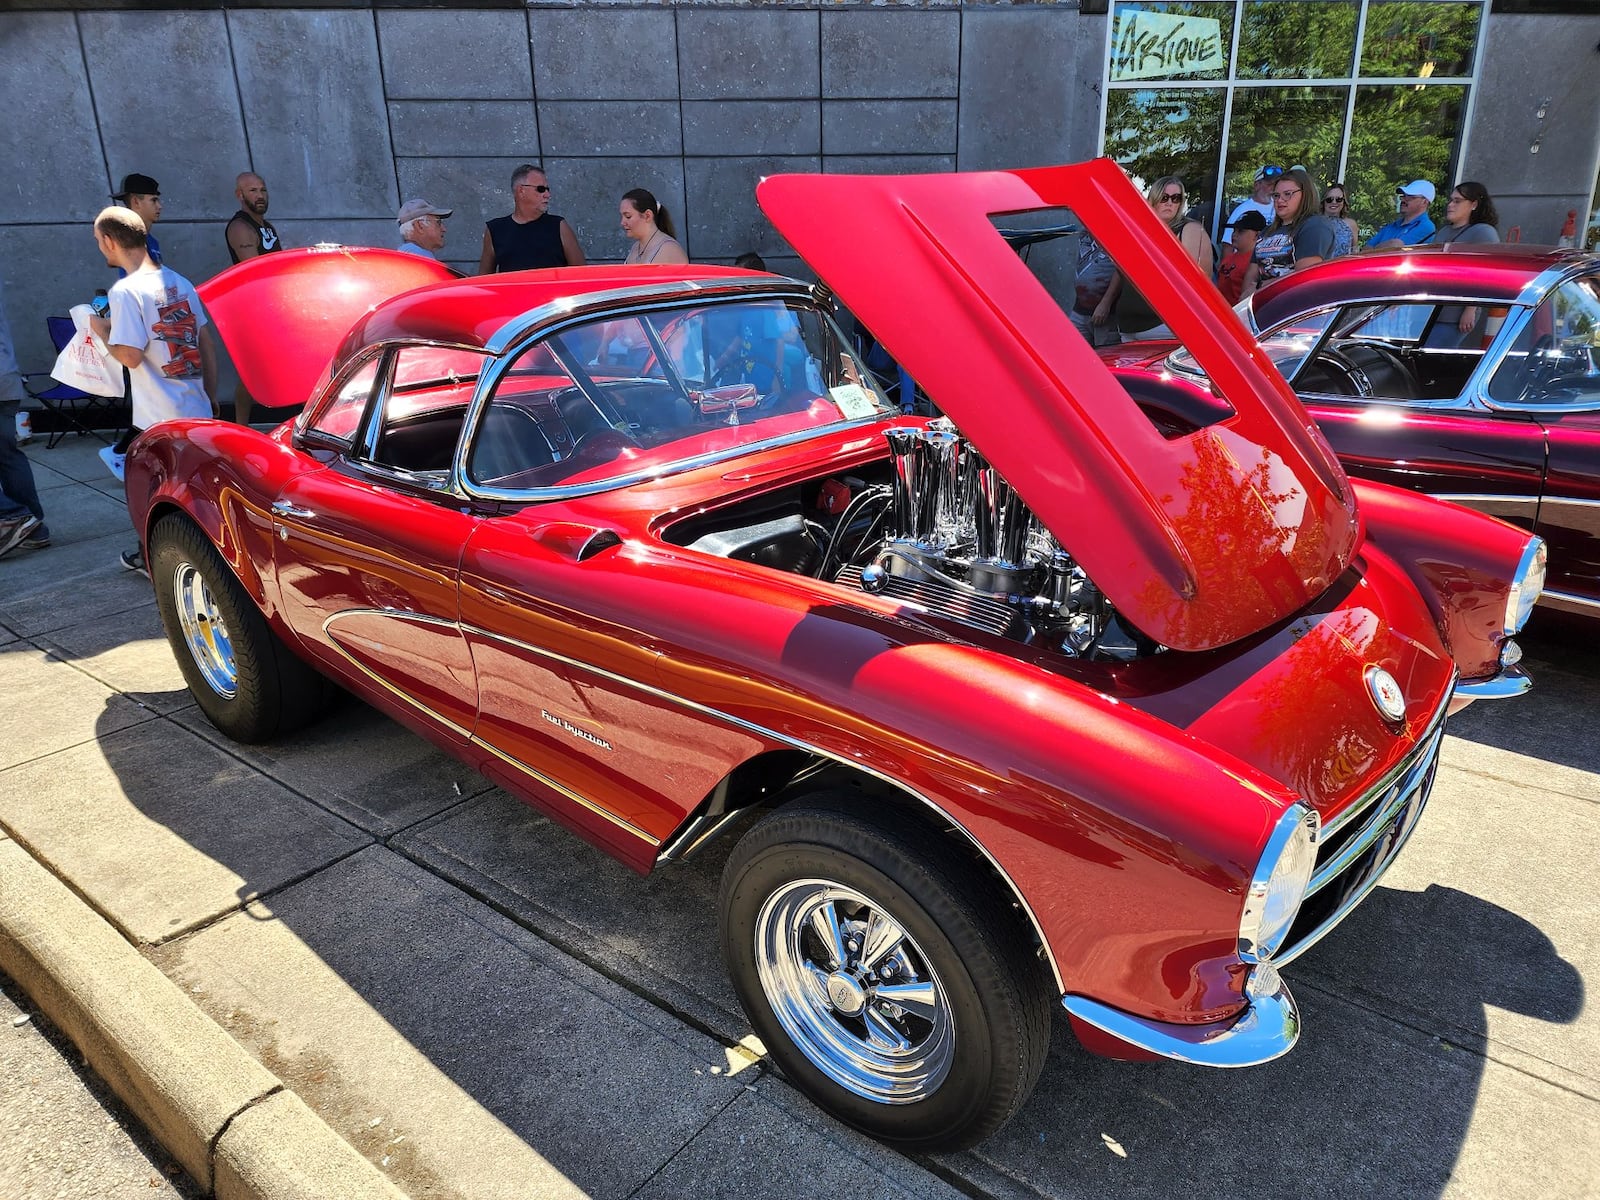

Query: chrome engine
[839,420,1155,660]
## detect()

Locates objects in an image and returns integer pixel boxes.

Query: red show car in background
[1117,245,1599,621]
[124,161,1543,1151]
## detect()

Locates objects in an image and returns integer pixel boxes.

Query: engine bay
[669,418,1161,661]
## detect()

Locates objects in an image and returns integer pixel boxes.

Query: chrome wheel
[754,879,954,1104]
[171,559,237,698]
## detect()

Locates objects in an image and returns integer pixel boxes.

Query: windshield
[466,296,896,491]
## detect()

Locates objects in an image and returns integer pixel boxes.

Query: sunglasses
[518,183,551,193]
[1158,191,1185,203]
[1260,166,1284,178]
[1324,195,1345,204]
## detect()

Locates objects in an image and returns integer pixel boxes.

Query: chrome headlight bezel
[1239,804,1320,964]
[1505,537,1547,636]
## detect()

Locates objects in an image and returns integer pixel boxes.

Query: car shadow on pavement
[65,691,1586,1200]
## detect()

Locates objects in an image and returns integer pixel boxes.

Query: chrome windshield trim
[453,284,894,505]
[1063,963,1299,1068]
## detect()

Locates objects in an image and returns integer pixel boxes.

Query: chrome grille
[1275,691,1451,965]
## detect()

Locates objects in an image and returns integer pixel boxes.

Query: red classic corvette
[1112,244,1600,621]
[125,161,1544,1151]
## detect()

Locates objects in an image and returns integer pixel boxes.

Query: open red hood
[758,159,1360,652]
[197,246,454,408]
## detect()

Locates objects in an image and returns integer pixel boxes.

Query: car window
[306,356,380,443]
[1489,277,1600,407]
[361,344,489,477]
[466,297,894,492]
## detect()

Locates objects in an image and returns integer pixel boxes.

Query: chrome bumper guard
[1454,665,1531,700]
[1063,686,1453,1065]
[1063,963,1299,1067]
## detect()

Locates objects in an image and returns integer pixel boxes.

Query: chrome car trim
[1319,683,1451,842]
[1535,495,1600,511]
[1541,588,1600,611]
[449,619,1068,992]
[1455,666,1532,699]
[1062,963,1299,1068]
[318,608,657,846]
[1237,804,1318,964]
[1423,493,1539,511]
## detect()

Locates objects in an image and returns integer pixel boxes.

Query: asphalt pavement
[1,432,1597,1200]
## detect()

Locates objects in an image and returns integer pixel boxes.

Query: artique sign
[1110,10,1226,81]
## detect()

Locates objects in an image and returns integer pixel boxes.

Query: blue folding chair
[21,315,119,448]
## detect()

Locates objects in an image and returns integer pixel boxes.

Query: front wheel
[719,795,1051,1151]
[148,512,329,743]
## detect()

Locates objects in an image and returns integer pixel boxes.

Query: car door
[451,321,770,869]
[1290,300,1547,534]
[272,344,487,743]
[1488,275,1600,611]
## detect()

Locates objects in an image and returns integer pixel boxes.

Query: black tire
[719,794,1051,1151]
[148,512,329,744]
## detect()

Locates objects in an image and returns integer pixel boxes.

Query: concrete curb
[0,835,407,1200]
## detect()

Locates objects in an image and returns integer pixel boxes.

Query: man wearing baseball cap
[1365,179,1437,249]
[111,173,162,265]
[1222,165,1282,246]
[397,198,452,260]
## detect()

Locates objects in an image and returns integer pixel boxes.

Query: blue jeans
[0,399,46,528]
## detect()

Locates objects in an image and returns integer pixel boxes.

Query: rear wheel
[719,795,1051,1151]
[148,512,328,743]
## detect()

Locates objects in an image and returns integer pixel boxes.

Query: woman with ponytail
[620,188,689,265]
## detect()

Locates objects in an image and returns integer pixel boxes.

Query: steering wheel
[1307,347,1373,398]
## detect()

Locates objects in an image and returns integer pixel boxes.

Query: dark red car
[1119,245,1599,625]
[125,162,1542,1150]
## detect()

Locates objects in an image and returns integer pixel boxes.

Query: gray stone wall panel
[227,10,397,218]
[539,101,683,157]
[822,100,957,157]
[0,226,100,372]
[678,10,819,101]
[957,9,1079,171]
[388,101,539,159]
[544,158,688,264]
[78,10,251,225]
[683,101,819,157]
[0,15,110,224]
[685,156,820,262]
[1463,13,1600,201]
[822,155,958,176]
[395,156,538,266]
[528,8,679,101]
[377,9,532,101]
[820,10,960,99]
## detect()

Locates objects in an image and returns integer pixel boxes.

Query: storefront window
[1105,88,1226,233]
[1236,1,1359,80]
[1358,1,1481,77]
[1102,0,1486,243]
[1345,84,1466,234]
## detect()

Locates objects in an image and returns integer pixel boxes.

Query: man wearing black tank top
[478,164,585,274]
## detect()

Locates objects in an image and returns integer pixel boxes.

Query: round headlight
[1239,805,1319,963]
[1505,537,1546,636]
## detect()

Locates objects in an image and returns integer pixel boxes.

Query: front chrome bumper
[1062,964,1299,1067]
[1454,664,1531,701]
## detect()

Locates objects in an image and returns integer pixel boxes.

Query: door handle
[270,500,316,520]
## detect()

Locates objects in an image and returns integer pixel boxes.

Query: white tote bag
[50,304,125,398]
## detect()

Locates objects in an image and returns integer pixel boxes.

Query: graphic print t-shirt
[107,266,211,428]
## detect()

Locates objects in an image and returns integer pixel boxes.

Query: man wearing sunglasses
[479,164,586,274]
[1221,165,1281,247]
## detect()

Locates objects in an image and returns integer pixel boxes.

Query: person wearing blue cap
[1222,165,1282,246]
[1365,180,1437,249]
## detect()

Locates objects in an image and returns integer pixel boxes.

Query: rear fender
[1351,479,1532,679]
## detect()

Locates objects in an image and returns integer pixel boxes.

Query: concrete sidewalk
[3,432,1599,1200]
[0,434,966,1199]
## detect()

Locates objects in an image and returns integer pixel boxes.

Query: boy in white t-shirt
[89,205,217,575]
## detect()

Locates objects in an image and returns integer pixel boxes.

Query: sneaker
[0,513,42,560]
[120,547,149,578]
[21,525,51,549]
[99,446,127,482]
